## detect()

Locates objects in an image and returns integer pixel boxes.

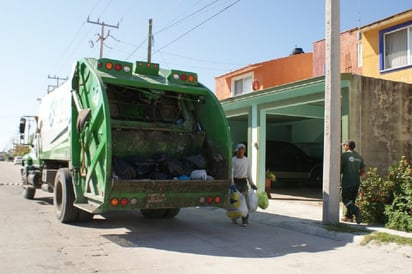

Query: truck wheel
[77,210,94,222]
[164,208,180,218]
[140,209,167,219]
[23,186,36,200]
[54,168,78,223]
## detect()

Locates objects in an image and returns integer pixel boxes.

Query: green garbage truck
[19,58,232,223]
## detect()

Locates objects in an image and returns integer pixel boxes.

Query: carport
[220,74,352,189]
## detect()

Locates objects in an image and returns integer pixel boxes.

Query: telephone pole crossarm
[87,17,120,58]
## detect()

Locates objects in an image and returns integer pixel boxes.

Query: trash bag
[257,191,269,210]
[238,193,248,217]
[126,156,156,178]
[185,154,207,169]
[190,169,207,180]
[164,158,186,177]
[228,185,241,208]
[227,185,248,218]
[112,156,136,179]
[248,189,258,213]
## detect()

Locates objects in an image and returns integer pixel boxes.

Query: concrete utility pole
[87,17,119,58]
[47,75,68,93]
[322,0,341,225]
[147,19,153,63]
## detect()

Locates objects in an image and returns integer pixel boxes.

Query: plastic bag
[257,191,269,209]
[248,189,258,213]
[238,193,248,217]
[226,185,248,218]
[228,185,241,208]
[190,169,207,180]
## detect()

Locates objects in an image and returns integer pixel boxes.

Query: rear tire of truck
[140,209,167,218]
[54,168,78,223]
[140,208,180,218]
[23,186,36,200]
[164,208,180,218]
[77,210,94,222]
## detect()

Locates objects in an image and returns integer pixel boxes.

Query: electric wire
[152,0,240,55]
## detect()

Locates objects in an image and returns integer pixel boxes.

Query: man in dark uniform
[341,140,366,224]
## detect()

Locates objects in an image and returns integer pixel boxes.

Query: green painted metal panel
[68,58,232,213]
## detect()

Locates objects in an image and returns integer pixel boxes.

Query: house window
[381,22,412,71]
[232,73,253,96]
[357,42,362,67]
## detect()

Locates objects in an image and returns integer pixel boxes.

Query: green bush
[358,156,412,232]
[357,168,393,224]
[384,156,412,232]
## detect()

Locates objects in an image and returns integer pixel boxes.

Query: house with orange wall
[215,51,313,100]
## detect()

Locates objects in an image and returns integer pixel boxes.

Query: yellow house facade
[361,9,412,83]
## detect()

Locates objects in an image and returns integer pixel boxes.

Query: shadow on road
[74,207,363,259]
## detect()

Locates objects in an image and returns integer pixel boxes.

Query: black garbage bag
[185,154,207,169]
[164,158,187,177]
[126,156,156,178]
[112,156,136,179]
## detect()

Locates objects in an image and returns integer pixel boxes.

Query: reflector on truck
[97,58,133,75]
[168,70,198,86]
[135,61,159,75]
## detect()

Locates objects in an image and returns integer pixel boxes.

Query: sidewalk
[251,189,412,241]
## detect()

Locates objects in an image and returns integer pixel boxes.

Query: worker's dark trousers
[342,185,360,218]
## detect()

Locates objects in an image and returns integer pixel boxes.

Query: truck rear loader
[19,58,232,223]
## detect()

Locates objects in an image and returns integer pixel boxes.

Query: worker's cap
[235,143,246,150]
[343,140,356,149]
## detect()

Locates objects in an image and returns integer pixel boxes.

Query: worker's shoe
[231,218,238,224]
[341,216,353,222]
[241,222,248,227]
[354,207,362,224]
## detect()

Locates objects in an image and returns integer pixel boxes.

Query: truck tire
[140,208,180,218]
[77,210,94,222]
[140,209,167,219]
[164,208,180,218]
[23,186,36,200]
[54,168,78,223]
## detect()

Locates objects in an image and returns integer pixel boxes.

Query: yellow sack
[226,185,248,218]
[229,189,241,208]
[227,207,242,218]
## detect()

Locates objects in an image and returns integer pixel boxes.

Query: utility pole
[47,75,68,93]
[147,19,153,63]
[322,0,341,225]
[87,17,119,58]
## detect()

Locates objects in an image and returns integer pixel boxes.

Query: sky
[0,0,411,151]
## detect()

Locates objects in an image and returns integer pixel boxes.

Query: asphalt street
[0,161,411,274]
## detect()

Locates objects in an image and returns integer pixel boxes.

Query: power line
[154,0,219,35]
[153,0,240,55]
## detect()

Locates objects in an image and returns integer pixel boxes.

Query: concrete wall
[349,75,412,173]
